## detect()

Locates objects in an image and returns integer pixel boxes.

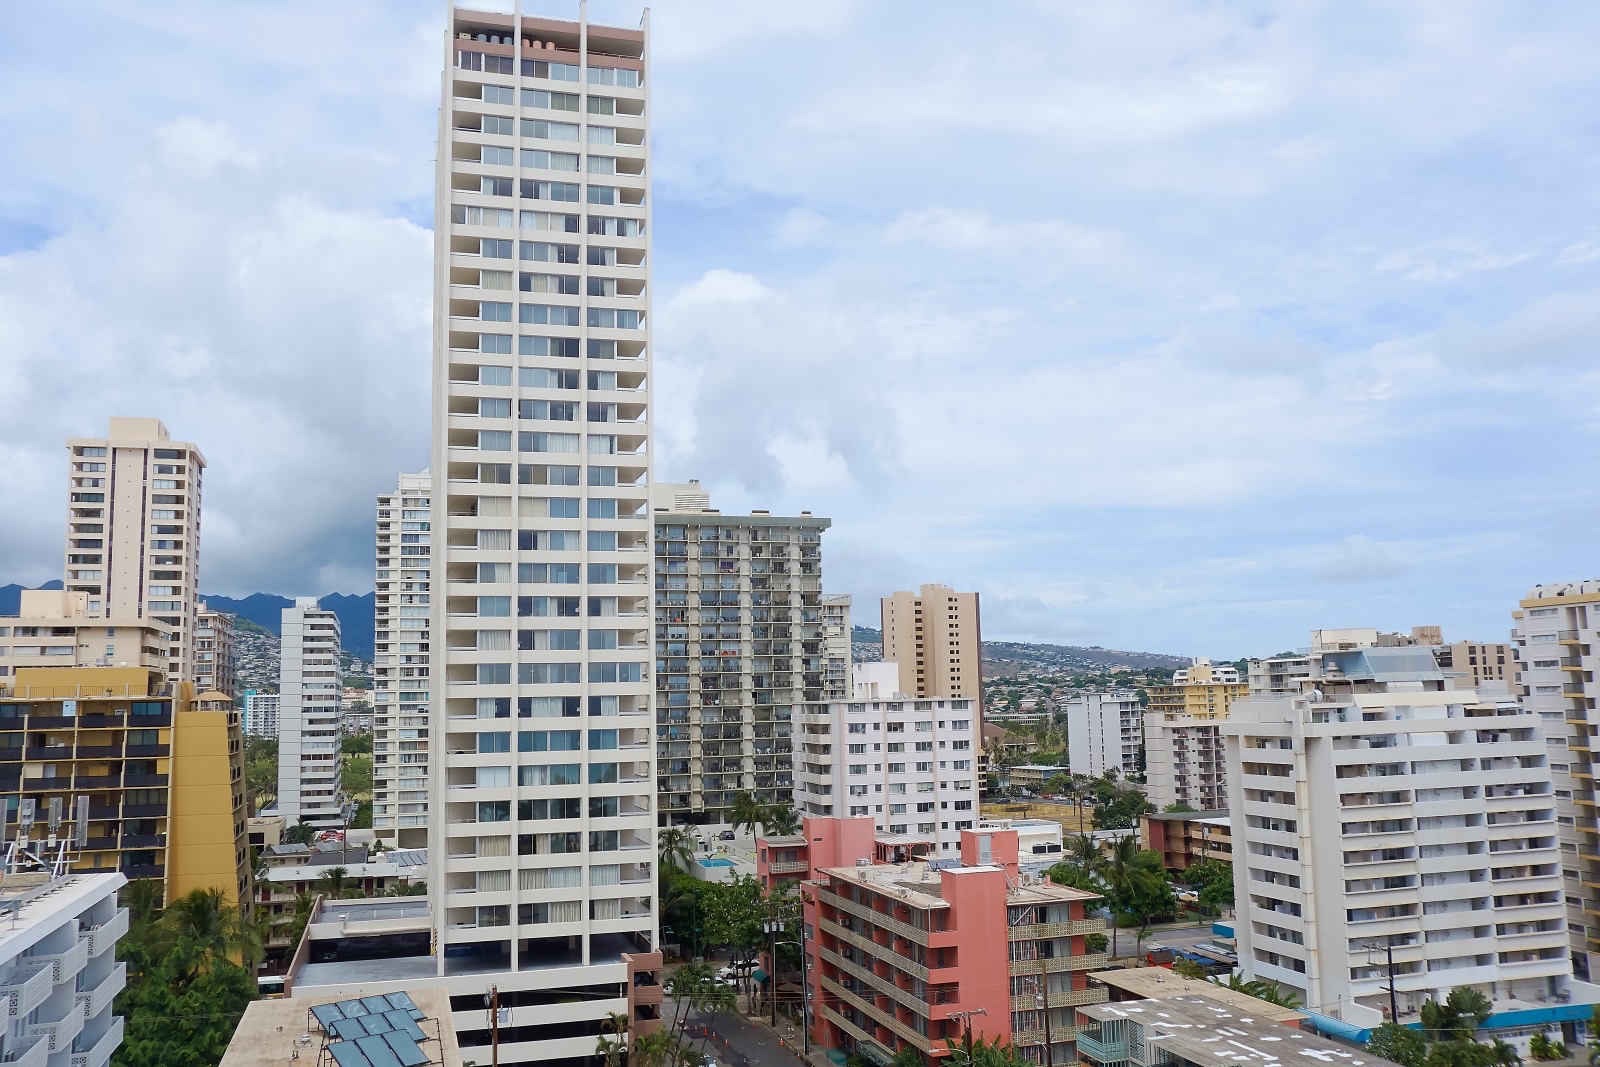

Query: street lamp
[774,938,810,1059]
[1034,991,1054,1067]
[763,919,784,1027]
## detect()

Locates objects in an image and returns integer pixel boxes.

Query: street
[669,996,818,1067]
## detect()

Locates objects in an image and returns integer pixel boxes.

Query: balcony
[36,938,89,986]
[0,960,54,1020]
[76,962,125,1020]
[84,909,127,957]
[1008,986,1108,1010]
[30,995,86,1053]
[69,1015,123,1067]
[767,860,808,875]
[1008,918,1105,941]
[4,1033,48,1067]
[1007,953,1109,976]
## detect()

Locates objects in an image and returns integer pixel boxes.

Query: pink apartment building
[757,817,1108,1066]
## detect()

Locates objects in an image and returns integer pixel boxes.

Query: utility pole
[487,985,500,1067]
[949,1008,988,1066]
[764,919,781,1027]
[1386,939,1399,1023]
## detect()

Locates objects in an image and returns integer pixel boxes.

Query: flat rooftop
[820,860,1100,909]
[221,987,461,1067]
[0,871,123,963]
[1091,968,1304,1026]
[1081,995,1396,1067]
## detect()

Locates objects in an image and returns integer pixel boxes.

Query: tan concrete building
[1442,639,1515,692]
[881,582,981,700]
[1513,581,1600,981]
[372,472,432,849]
[0,590,170,689]
[652,483,829,826]
[820,592,852,698]
[277,598,343,828]
[64,417,205,683]
[193,602,236,698]
[1144,658,1248,811]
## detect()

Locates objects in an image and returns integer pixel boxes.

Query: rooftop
[0,871,125,963]
[1081,995,1396,1067]
[1090,969,1303,1026]
[820,860,1100,909]
[221,987,461,1067]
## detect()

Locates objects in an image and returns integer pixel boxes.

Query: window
[519,336,581,358]
[519,304,580,326]
[520,210,580,233]
[589,662,642,683]
[520,241,580,264]
[522,149,580,172]
[521,368,579,389]
[522,89,580,111]
[519,272,579,294]
[480,238,512,258]
[587,95,616,115]
[478,732,511,753]
[521,180,580,202]
[452,205,514,227]
[481,144,514,166]
[588,530,617,551]
[587,185,617,205]
[477,801,510,822]
[523,58,579,81]
[521,119,580,141]
[589,499,618,519]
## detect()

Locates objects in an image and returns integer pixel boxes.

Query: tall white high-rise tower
[428,6,658,1061]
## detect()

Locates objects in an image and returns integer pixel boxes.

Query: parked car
[718,830,737,840]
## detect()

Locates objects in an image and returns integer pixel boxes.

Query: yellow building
[1144,659,1249,812]
[0,666,248,907]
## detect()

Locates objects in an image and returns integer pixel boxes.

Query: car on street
[718,830,736,840]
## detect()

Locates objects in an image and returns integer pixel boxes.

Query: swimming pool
[699,858,736,868]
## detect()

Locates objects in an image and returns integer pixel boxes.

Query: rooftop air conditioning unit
[856,858,871,867]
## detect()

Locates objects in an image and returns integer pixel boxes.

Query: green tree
[943,1034,1029,1067]
[596,1010,630,1067]
[1184,859,1235,917]
[155,888,263,970]
[1100,836,1164,956]
[729,792,765,837]
[659,826,695,871]
[1368,1023,1426,1067]
[1164,802,1196,813]
[114,937,257,1067]
[1528,1034,1564,1062]
[274,891,317,948]
[284,820,316,846]
[315,866,363,899]
[341,754,374,800]
[243,736,278,810]
[762,804,800,836]
[1421,988,1493,1043]
[340,732,374,755]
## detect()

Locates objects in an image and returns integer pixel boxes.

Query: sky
[1,1,1598,658]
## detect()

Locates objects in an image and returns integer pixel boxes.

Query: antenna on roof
[73,797,89,851]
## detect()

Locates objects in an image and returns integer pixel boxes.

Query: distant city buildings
[882,583,982,700]
[372,472,432,849]
[1513,581,1600,982]
[63,418,205,683]
[1223,629,1591,1035]
[194,601,237,698]
[1144,658,1247,811]
[1065,690,1143,780]
[277,598,343,828]
[652,483,829,826]
[795,669,981,854]
[243,690,280,739]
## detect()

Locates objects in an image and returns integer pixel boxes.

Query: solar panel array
[310,993,433,1067]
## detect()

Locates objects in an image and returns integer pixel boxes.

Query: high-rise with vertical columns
[430,6,659,1060]
[373,472,433,849]
[63,417,205,684]
[278,598,344,828]
[881,583,982,700]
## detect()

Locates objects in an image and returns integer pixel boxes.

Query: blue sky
[0,1,1597,657]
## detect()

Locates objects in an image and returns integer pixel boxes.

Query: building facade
[820,593,853,699]
[373,472,433,849]
[881,584,982,700]
[652,484,829,826]
[428,8,660,1063]
[243,691,280,739]
[0,870,129,1067]
[63,417,205,684]
[194,602,237,698]
[1222,635,1589,1035]
[277,598,343,828]
[0,665,248,905]
[0,590,170,689]
[795,691,980,854]
[1065,691,1142,780]
[803,821,1107,1067]
[1144,659,1248,811]
[1513,581,1600,981]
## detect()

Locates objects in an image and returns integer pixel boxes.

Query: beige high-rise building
[0,589,170,688]
[194,601,237,698]
[881,583,981,700]
[1144,658,1248,811]
[427,8,661,1060]
[64,417,205,683]
[277,598,343,828]
[1513,581,1600,981]
[372,472,432,849]
[652,484,829,826]
[819,592,852,699]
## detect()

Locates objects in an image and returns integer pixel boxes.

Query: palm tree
[1100,835,1162,958]
[275,891,318,948]
[659,826,695,871]
[1065,834,1101,876]
[1248,981,1301,1008]
[597,1010,630,1067]
[316,866,354,897]
[122,878,165,944]
[285,820,316,846]
[160,887,262,969]
[762,804,800,836]
[729,792,765,837]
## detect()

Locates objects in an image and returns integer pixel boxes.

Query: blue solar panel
[327,1043,372,1067]
[312,1003,346,1028]
[328,1019,369,1041]
[379,1032,429,1067]
[384,992,418,1013]
[355,1035,405,1067]
[360,996,395,1016]
[339,999,371,1018]
[383,1010,427,1041]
